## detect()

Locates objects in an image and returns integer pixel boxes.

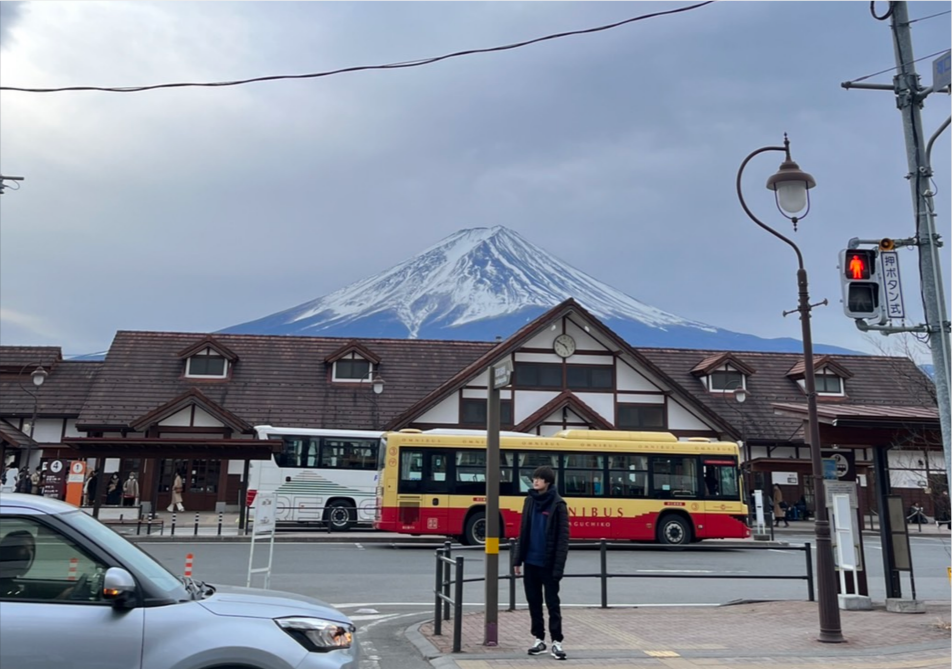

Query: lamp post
[18,363,49,470]
[362,372,385,429]
[736,134,844,644]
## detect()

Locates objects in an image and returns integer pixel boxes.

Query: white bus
[249,426,384,530]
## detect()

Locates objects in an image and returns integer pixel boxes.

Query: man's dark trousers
[523,563,562,642]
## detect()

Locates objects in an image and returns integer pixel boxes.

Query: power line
[845,47,951,85]
[907,9,952,25]
[0,1,715,94]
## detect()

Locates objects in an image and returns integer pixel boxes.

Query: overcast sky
[1,1,949,357]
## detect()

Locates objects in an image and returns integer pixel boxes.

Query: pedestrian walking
[513,465,569,660]
[167,469,186,512]
[83,468,99,507]
[772,483,789,528]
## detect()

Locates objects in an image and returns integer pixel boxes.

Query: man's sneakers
[551,641,566,660]
[528,639,546,655]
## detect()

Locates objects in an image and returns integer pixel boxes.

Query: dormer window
[707,368,746,393]
[334,356,372,381]
[325,340,381,384]
[814,368,845,395]
[185,349,228,378]
[786,355,850,398]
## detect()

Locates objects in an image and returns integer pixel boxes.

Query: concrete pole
[890,2,951,480]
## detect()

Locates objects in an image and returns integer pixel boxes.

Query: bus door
[396,449,451,534]
[700,457,744,536]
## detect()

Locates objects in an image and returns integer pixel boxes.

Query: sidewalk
[410,600,952,669]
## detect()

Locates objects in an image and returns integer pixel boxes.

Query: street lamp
[18,363,48,469]
[736,134,844,644]
[361,372,385,429]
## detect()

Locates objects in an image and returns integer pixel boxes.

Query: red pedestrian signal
[839,248,882,321]
[844,250,873,280]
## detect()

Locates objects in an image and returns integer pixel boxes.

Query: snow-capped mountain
[222,227,856,354]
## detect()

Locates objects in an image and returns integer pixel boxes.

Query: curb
[125,533,445,544]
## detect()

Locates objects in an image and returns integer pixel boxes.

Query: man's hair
[532,466,555,486]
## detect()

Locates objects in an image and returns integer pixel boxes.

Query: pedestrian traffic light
[839,249,882,320]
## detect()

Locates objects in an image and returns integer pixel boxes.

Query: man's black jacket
[514,490,570,579]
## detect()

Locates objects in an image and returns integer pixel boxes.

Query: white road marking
[336,601,719,609]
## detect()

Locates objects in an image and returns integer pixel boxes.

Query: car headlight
[275,617,354,651]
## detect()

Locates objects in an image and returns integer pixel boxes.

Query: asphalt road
[139,533,951,669]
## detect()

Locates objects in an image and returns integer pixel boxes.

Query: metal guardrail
[432,538,815,653]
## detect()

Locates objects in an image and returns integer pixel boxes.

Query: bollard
[193,513,200,536]
[171,512,177,537]
[433,549,444,637]
[136,516,142,535]
[147,513,154,536]
[508,538,517,612]
[804,542,815,602]
[67,557,79,581]
[442,541,452,621]
[184,553,194,578]
[217,511,223,536]
[600,539,608,608]
[452,556,464,654]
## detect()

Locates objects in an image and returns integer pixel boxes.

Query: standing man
[513,465,569,660]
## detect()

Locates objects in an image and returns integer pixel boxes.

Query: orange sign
[64,461,86,507]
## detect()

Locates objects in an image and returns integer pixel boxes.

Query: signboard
[65,461,86,507]
[879,251,905,320]
[492,360,513,390]
[832,493,860,570]
[825,480,859,509]
[41,459,68,500]
[773,471,799,485]
[253,492,277,535]
[934,50,951,91]
[823,458,837,480]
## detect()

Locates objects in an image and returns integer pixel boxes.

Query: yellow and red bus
[374,429,749,546]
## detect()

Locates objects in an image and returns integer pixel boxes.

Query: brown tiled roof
[786,355,854,379]
[76,331,493,429]
[0,360,102,416]
[176,335,239,362]
[0,419,35,448]
[638,348,935,444]
[0,346,62,372]
[324,341,381,365]
[690,352,756,377]
[772,402,939,423]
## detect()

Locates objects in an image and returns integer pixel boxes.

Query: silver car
[0,493,358,669]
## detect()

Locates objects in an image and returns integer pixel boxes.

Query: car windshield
[63,510,189,601]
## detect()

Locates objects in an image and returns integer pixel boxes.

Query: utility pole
[889,2,951,484]
[0,174,25,194]
[843,2,951,480]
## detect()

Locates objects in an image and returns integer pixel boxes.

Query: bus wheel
[464,512,486,546]
[324,501,355,532]
[657,515,691,547]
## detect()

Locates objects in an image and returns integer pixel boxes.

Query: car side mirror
[102,567,137,609]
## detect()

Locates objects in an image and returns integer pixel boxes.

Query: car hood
[198,584,352,625]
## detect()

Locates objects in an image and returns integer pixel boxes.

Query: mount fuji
[221,226,856,354]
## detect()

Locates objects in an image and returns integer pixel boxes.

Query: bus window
[400,450,424,492]
[651,456,698,498]
[562,453,605,497]
[454,450,515,496]
[277,436,319,468]
[320,439,378,470]
[608,455,648,498]
[702,460,740,500]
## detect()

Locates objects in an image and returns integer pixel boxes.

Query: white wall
[32,419,65,443]
[573,393,614,418]
[616,362,659,392]
[417,397,460,424]
[666,400,711,431]
[513,391,559,422]
[158,408,191,427]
